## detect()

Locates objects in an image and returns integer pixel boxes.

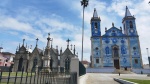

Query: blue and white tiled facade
[91,7,143,69]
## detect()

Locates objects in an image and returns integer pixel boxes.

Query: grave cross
[23,39,25,46]
[66,39,71,48]
[48,33,50,37]
[36,38,39,47]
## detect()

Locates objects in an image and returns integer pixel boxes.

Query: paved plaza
[79,73,150,84]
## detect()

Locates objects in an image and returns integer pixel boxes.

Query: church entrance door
[114,59,120,69]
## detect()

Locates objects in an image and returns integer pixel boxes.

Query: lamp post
[146,48,150,68]
[80,0,89,61]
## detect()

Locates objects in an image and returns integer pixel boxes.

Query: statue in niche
[121,46,127,54]
[105,46,109,54]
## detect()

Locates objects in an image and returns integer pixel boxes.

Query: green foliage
[0,82,14,84]
[123,79,150,84]
[1,72,35,77]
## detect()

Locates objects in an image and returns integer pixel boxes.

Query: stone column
[70,57,79,84]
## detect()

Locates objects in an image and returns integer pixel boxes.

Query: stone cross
[36,38,39,47]
[66,39,71,48]
[23,39,25,46]
[48,33,50,37]
[112,22,114,27]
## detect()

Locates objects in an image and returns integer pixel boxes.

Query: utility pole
[80,0,89,61]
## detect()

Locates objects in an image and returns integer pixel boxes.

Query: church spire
[125,6,132,17]
[93,8,98,18]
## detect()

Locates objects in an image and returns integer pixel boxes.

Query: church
[13,33,77,72]
[90,6,143,70]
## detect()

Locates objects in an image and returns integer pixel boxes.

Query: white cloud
[1,0,150,64]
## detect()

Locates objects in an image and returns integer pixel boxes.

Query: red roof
[81,60,89,64]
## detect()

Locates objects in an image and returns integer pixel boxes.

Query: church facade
[13,34,77,72]
[90,6,143,69]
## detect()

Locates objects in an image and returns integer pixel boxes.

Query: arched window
[65,57,70,72]
[135,59,138,64]
[33,58,37,67]
[18,57,23,71]
[113,47,119,57]
[129,21,133,28]
[32,57,38,71]
[50,59,53,70]
[94,22,98,29]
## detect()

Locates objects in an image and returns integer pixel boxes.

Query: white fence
[86,68,115,73]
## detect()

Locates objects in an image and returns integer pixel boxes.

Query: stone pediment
[18,46,27,53]
[32,47,43,56]
[103,27,126,37]
[61,48,73,56]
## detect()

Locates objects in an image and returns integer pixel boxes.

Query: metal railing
[0,67,77,84]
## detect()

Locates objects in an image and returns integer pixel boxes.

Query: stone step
[114,69,135,74]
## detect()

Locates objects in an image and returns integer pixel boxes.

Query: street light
[80,0,89,61]
[146,48,150,68]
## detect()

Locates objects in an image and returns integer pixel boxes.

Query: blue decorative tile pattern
[91,7,142,69]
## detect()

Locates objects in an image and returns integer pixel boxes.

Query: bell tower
[91,8,101,36]
[91,8,101,68]
[122,6,138,36]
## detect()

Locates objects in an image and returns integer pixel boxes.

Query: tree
[80,0,89,61]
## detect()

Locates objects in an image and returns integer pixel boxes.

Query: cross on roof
[48,33,50,37]
[66,38,71,46]
[36,38,39,41]
[36,38,39,47]
[23,39,25,46]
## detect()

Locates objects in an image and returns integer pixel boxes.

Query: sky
[0,0,150,64]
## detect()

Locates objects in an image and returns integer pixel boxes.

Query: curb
[114,78,138,84]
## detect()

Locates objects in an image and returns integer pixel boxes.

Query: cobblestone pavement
[85,73,120,84]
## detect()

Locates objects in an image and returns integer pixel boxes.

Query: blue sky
[0,0,150,64]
